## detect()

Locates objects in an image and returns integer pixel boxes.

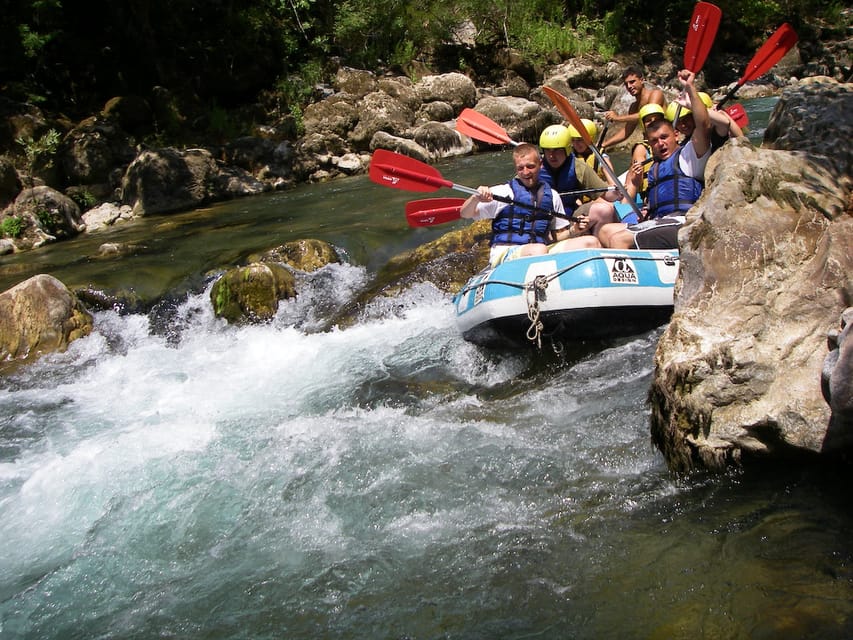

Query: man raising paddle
[597,69,711,250]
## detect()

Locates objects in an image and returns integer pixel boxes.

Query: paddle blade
[683,2,722,72]
[456,108,517,146]
[369,149,447,193]
[542,86,592,145]
[740,23,798,83]
[404,198,466,227]
[723,103,749,128]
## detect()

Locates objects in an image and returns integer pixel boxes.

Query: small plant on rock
[16,128,61,187]
[1,216,25,238]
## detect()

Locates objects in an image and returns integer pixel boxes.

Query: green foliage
[69,189,97,210]
[16,128,61,171]
[18,24,54,59]
[0,0,847,146]
[35,206,62,233]
[1,216,24,239]
[208,105,240,141]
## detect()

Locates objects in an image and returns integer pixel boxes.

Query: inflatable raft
[453,248,679,348]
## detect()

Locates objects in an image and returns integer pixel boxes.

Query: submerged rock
[210,262,296,324]
[251,238,341,272]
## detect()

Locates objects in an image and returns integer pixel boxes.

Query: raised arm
[680,70,710,157]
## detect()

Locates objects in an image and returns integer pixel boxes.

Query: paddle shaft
[542,87,641,218]
[373,159,567,219]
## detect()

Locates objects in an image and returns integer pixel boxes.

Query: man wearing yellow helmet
[668,91,743,151]
[538,124,621,240]
[597,69,711,250]
[601,66,666,152]
[568,118,613,182]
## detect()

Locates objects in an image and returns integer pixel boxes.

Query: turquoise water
[2,97,852,638]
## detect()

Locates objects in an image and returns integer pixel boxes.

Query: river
[1,98,852,639]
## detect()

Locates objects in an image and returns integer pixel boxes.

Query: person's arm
[460,186,492,219]
[680,69,710,157]
[709,108,743,138]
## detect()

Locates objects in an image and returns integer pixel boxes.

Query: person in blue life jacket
[460,143,599,266]
[538,124,620,239]
[597,68,711,250]
[615,102,667,224]
[665,91,743,152]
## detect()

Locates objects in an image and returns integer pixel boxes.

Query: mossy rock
[210,262,296,324]
[250,238,341,272]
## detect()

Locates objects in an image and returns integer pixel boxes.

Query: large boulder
[59,115,135,187]
[412,122,472,157]
[333,67,377,98]
[120,147,265,216]
[649,136,852,472]
[468,96,560,145]
[545,56,621,90]
[251,239,341,272]
[368,132,433,163]
[348,91,416,150]
[0,274,93,369]
[4,186,85,250]
[377,77,421,111]
[301,94,360,138]
[415,73,477,112]
[763,77,853,179]
[823,308,853,438]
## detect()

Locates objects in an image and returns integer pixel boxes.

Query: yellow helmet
[567,118,597,141]
[539,124,571,149]
[665,101,687,121]
[638,103,665,129]
[665,93,712,121]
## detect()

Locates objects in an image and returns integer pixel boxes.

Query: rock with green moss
[250,238,341,272]
[210,262,296,324]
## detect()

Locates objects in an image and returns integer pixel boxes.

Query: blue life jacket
[539,156,579,214]
[491,178,553,246]
[646,147,704,218]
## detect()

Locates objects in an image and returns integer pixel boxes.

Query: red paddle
[717,23,798,107]
[456,108,519,146]
[542,86,641,218]
[684,2,722,73]
[405,198,466,227]
[673,3,721,129]
[370,149,566,219]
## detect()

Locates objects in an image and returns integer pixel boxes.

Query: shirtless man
[601,66,665,151]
